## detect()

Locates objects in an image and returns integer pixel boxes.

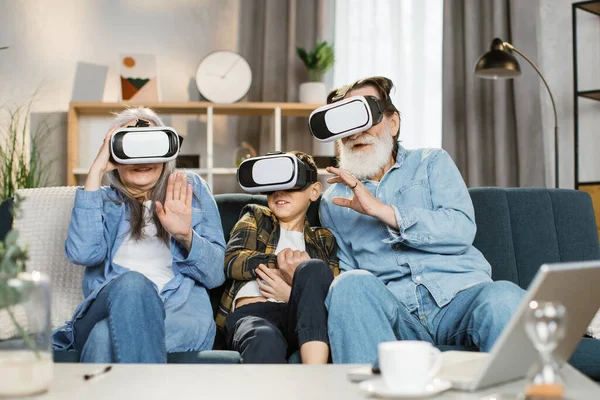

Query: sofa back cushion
[470,188,600,289]
[214,194,321,242]
[12,187,84,331]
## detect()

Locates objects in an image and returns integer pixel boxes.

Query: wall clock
[195,50,252,103]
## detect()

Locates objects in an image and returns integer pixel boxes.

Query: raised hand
[325,166,398,229]
[276,248,311,285]
[155,173,193,250]
[256,264,291,302]
[84,127,120,191]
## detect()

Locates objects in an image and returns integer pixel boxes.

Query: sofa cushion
[569,337,600,381]
[12,187,84,331]
[470,188,600,289]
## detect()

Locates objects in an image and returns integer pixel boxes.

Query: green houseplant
[296,41,335,82]
[0,94,53,201]
[0,197,53,396]
[296,41,335,104]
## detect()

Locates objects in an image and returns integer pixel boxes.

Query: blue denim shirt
[319,146,492,313]
[53,173,226,351]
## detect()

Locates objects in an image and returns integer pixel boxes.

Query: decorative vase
[0,272,53,397]
[299,82,326,104]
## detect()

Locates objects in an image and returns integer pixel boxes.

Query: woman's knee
[111,271,156,293]
[108,272,161,304]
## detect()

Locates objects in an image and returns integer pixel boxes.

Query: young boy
[216,151,339,363]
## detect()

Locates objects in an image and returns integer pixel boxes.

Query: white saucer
[358,377,452,399]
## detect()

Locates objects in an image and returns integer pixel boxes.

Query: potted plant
[0,197,53,397]
[0,95,52,201]
[296,41,334,104]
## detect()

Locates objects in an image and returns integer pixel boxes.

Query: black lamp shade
[474,38,521,79]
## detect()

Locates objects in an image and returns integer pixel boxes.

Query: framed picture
[119,54,159,102]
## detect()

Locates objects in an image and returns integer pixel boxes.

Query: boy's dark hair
[288,150,318,180]
[327,76,400,160]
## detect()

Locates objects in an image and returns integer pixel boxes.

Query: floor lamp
[474,38,559,188]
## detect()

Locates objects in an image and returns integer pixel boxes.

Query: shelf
[67,101,325,188]
[578,90,600,101]
[69,102,321,117]
[575,1,600,17]
[577,181,600,187]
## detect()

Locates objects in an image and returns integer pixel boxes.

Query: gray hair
[104,107,176,245]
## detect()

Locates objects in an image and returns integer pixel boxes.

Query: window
[333,0,443,149]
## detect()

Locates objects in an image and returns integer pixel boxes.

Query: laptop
[348,260,600,391]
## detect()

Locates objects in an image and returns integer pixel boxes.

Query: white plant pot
[0,272,53,397]
[299,82,326,104]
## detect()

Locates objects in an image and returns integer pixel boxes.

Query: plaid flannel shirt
[216,204,339,331]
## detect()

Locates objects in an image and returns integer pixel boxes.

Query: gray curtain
[442,0,546,187]
[237,0,325,156]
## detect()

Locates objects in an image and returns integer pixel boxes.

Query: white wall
[0,0,239,109]
[538,0,600,188]
[0,0,244,192]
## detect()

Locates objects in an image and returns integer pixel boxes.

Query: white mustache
[346,138,375,147]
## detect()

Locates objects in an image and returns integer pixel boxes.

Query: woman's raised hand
[156,172,194,250]
[84,127,120,191]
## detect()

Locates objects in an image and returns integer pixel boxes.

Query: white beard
[338,125,396,180]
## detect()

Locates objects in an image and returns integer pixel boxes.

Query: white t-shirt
[113,201,175,292]
[233,227,305,307]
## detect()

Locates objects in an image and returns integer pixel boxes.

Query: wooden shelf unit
[67,102,321,187]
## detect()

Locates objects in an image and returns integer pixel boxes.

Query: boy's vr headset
[237,152,317,193]
[308,95,384,142]
[110,122,183,164]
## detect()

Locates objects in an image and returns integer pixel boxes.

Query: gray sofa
[1,187,599,378]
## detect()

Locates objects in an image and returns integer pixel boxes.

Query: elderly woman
[53,107,225,363]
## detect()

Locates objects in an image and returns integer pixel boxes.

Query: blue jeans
[73,271,167,363]
[325,270,525,364]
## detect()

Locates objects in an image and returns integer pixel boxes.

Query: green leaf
[296,41,335,75]
[0,46,8,51]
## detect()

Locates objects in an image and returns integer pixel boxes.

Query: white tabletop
[25,363,599,400]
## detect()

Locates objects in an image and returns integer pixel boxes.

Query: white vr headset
[110,125,183,164]
[237,152,317,193]
[308,95,385,142]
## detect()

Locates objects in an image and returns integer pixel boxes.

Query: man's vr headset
[110,120,184,164]
[237,152,317,193]
[308,95,384,142]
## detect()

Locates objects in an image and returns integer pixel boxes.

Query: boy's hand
[256,264,291,302]
[276,249,310,285]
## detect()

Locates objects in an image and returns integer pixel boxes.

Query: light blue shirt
[53,173,226,351]
[319,146,492,313]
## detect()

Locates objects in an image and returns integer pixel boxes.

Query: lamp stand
[504,42,559,188]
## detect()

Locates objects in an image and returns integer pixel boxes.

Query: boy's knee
[294,260,333,285]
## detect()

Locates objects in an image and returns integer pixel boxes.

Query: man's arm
[383,150,476,254]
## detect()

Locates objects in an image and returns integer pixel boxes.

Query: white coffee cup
[378,340,442,394]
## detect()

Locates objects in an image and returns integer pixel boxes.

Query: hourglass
[523,301,567,399]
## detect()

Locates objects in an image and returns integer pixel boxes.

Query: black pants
[225,259,334,363]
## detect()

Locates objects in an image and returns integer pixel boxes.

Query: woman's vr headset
[237,152,317,193]
[308,95,384,142]
[110,124,184,165]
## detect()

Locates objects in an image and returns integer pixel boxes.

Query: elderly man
[319,76,525,363]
